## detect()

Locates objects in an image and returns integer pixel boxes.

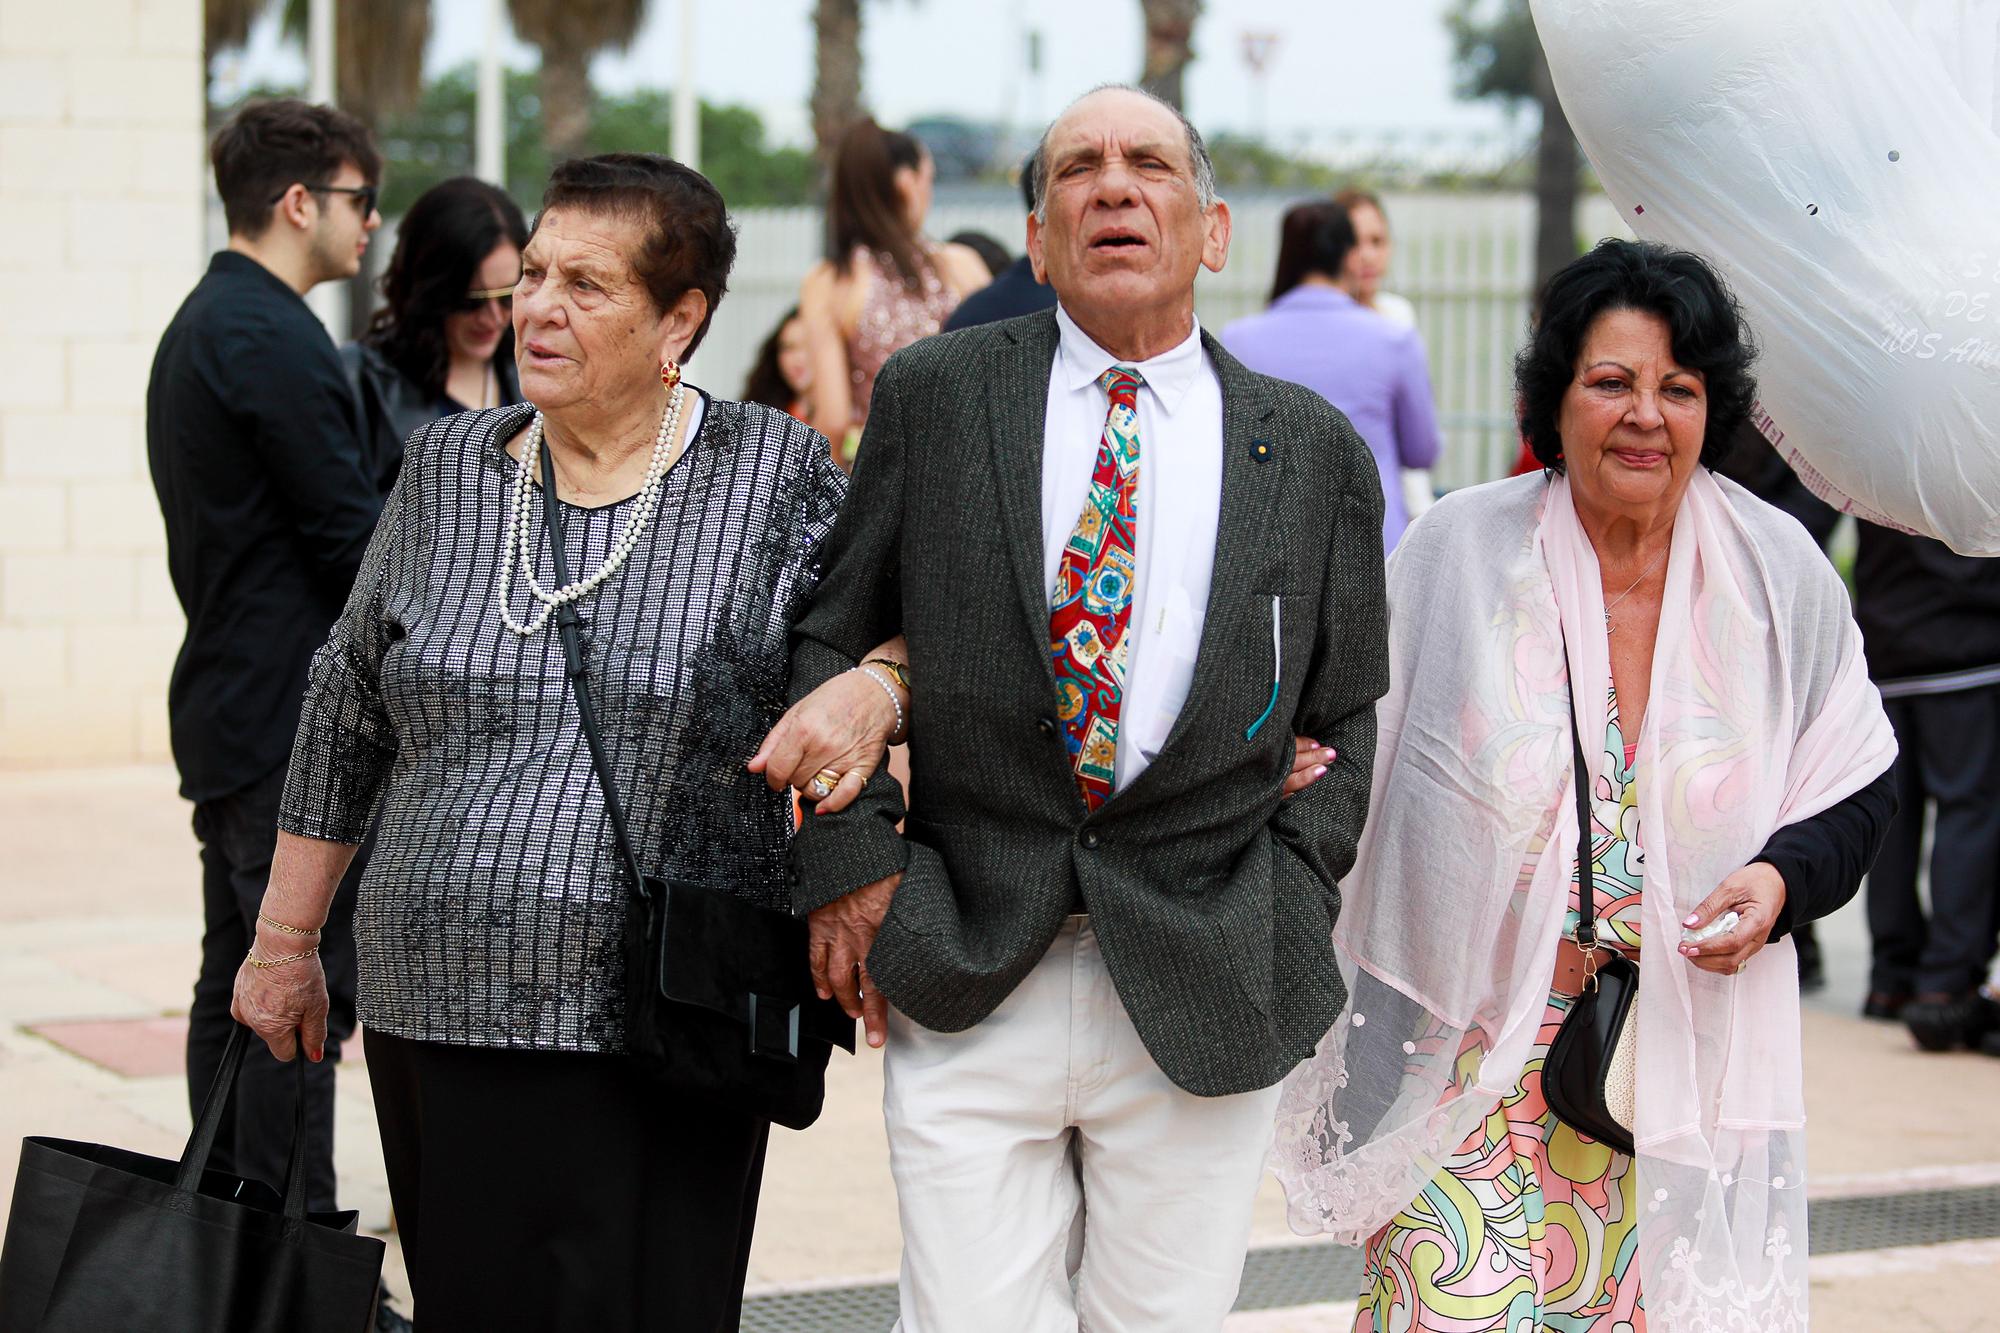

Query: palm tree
[1446,0,1580,300]
[508,0,651,162]
[280,0,433,127]
[1137,0,1202,110]
[206,0,274,122]
[811,0,864,173]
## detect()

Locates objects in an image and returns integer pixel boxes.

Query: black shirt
[941,255,1058,332]
[146,251,384,802]
[1853,523,2000,682]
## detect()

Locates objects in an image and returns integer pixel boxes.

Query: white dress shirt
[1042,304,1224,793]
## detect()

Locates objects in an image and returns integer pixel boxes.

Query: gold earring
[660,359,682,391]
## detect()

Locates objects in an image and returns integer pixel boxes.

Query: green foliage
[1444,0,1540,105]
[284,63,817,218]
[1205,135,1344,192]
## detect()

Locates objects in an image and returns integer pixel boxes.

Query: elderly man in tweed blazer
[781,86,1389,1331]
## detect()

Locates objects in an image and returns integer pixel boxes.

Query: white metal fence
[692,190,1630,493]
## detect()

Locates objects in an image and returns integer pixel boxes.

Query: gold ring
[807,768,841,799]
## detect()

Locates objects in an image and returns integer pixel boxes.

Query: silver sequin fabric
[278,397,846,1052]
[846,245,959,425]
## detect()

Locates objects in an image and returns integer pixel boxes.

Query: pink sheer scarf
[1273,468,1895,1330]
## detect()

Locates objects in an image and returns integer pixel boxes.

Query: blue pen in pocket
[1246,594,1281,741]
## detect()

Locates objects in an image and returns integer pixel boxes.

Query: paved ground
[3,763,1998,1328]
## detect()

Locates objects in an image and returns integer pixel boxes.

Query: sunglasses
[270,183,380,216]
[452,285,516,314]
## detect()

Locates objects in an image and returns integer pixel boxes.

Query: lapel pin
[1251,438,1274,463]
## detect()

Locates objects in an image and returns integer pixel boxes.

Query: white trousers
[883,918,1284,1333]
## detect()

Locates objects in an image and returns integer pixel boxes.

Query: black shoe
[1902,990,1999,1051]
[1979,1028,2000,1058]
[1862,991,1912,1021]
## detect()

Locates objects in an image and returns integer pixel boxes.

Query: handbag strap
[1561,624,1600,952]
[538,443,651,902]
[177,1023,313,1221]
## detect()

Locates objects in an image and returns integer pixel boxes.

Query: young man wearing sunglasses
[145,99,391,1295]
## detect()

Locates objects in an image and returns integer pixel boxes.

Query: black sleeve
[1760,764,1899,941]
[784,352,914,914]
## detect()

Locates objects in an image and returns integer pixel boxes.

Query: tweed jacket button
[1079,829,1101,850]
[1036,716,1057,737]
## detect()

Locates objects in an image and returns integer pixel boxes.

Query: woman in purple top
[1223,201,1443,551]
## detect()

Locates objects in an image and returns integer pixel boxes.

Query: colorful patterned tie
[1050,367,1143,811]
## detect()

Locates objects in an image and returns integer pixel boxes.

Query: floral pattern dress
[1354,690,1646,1333]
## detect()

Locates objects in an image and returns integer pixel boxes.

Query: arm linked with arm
[1268,425,1392,902]
[786,353,918,915]
[1759,763,1899,942]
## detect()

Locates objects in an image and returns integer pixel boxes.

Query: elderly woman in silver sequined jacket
[227,154,886,1332]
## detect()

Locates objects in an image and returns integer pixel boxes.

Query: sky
[228,0,1519,149]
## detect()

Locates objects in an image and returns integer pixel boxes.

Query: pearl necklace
[497,385,687,637]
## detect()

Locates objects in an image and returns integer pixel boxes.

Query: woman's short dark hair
[1515,239,1758,473]
[827,118,931,289]
[535,153,737,360]
[210,98,382,239]
[364,177,528,398]
[741,306,802,410]
[1269,201,1356,304]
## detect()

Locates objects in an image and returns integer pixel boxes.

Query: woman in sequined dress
[225,155,902,1332]
[798,118,990,469]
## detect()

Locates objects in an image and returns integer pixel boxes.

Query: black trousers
[365,1030,770,1333]
[1866,686,2000,995]
[185,766,361,1213]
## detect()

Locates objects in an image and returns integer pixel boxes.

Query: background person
[798,117,990,468]
[1854,523,2000,1045]
[946,228,1012,279]
[1333,187,1416,329]
[942,149,1060,332]
[342,176,528,489]
[146,97,383,1228]
[1277,240,1898,1331]
[740,305,815,422]
[1224,200,1443,553]
[229,154,847,1331]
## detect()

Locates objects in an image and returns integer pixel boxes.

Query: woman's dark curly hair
[364,177,528,399]
[1515,239,1757,473]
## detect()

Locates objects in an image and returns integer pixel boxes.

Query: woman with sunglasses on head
[342,176,529,491]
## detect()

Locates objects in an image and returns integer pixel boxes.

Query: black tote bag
[0,1024,383,1332]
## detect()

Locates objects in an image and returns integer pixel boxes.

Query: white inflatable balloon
[1532,0,2000,553]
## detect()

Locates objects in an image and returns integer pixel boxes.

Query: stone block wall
[0,0,203,764]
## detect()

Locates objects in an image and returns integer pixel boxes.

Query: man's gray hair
[1031,84,1218,223]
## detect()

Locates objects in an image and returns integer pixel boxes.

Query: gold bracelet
[257,912,323,937]
[245,945,319,970]
[862,658,911,692]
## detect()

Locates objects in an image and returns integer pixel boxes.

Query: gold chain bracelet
[257,912,323,937]
[245,945,319,970]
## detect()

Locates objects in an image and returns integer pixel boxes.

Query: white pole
[672,0,699,170]
[477,0,506,185]
[306,0,344,337]
[307,0,335,105]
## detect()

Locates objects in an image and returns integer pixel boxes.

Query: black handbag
[0,1024,384,1332]
[537,442,854,1132]
[1541,670,1640,1157]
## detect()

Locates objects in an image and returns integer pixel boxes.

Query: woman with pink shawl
[1275,240,1899,1332]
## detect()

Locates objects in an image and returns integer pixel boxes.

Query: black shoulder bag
[538,445,854,1132]
[1541,664,1639,1156]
